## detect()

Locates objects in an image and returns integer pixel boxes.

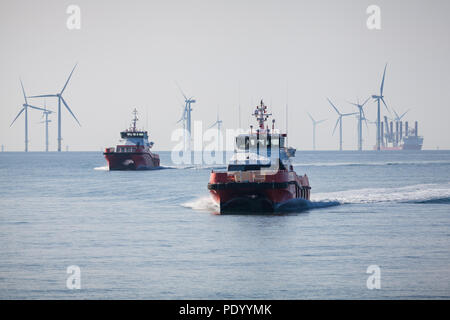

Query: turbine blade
[20,79,27,104]
[346,100,359,107]
[28,94,57,98]
[176,108,186,123]
[10,108,25,127]
[307,112,314,122]
[332,117,340,136]
[381,97,390,113]
[391,107,400,120]
[176,116,185,124]
[60,96,81,126]
[175,81,188,100]
[361,97,370,107]
[208,121,218,129]
[61,63,77,94]
[400,109,410,120]
[380,63,387,95]
[362,109,369,130]
[26,104,47,112]
[317,119,327,124]
[327,98,341,115]
[342,112,358,116]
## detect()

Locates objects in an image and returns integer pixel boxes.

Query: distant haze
[1,0,449,151]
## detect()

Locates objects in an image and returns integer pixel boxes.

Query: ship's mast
[131,108,139,131]
[253,100,272,131]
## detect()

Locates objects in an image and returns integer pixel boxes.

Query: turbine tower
[208,107,223,151]
[327,98,357,151]
[307,112,326,150]
[28,63,81,152]
[10,80,47,152]
[348,97,370,151]
[176,83,196,152]
[39,102,54,152]
[371,64,390,150]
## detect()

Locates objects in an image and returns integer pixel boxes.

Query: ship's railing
[116,146,138,153]
[227,170,277,183]
[226,170,309,186]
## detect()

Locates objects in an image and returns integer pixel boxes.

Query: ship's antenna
[146,107,149,131]
[286,82,288,145]
[238,82,241,129]
[253,100,272,130]
[132,108,138,131]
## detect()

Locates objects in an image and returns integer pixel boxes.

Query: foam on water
[312,182,450,204]
[183,182,450,213]
[93,166,109,171]
[275,198,340,212]
[182,196,220,211]
[182,196,339,213]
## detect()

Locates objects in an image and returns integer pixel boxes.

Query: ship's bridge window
[235,136,249,151]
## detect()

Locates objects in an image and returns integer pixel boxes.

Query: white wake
[312,182,450,204]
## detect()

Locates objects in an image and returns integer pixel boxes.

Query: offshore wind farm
[6,62,425,153]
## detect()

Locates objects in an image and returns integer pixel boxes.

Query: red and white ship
[103,109,160,170]
[208,100,311,213]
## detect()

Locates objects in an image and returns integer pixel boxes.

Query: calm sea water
[0,150,449,299]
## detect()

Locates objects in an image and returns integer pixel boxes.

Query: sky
[1,0,449,151]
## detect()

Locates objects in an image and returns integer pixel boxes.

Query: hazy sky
[1,0,449,151]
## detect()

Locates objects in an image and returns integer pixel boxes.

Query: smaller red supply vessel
[103,109,160,170]
[208,100,311,213]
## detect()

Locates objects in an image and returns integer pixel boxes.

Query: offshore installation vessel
[103,109,160,170]
[377,117,424,150]
[207,100,310,213]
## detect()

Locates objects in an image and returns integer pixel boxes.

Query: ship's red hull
[103,151,160,170]
[208,170,310,213]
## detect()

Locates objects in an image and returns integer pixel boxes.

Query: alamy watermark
[366,265,381,289]
[170,121,281,173]
[66,5,81,30]
[66,265,81,289]
[367,5,381,30]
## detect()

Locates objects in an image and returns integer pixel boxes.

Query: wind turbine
[10,80,48,152]
[208,107,223,151]
[392,107,410,122]
[327,98,357,151]
[389,107,410,147]
[39,101,54,152]
[348,97,370,151]
[176,83,196,152]
[371,64,390,151]
[28,63,81,152]
[307,112,326,150]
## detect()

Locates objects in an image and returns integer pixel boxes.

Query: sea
[0,150,449,299]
